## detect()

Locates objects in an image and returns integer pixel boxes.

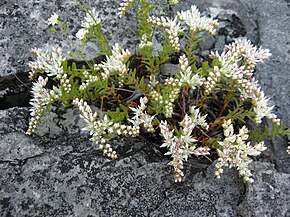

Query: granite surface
[0,0,289,216]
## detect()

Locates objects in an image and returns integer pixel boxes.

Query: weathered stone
[1,0,290,216]
[150,162,245,217]
[174,0,259,43]
[0,132,43,163]
[0,72,31,109]
[160,63,180,76]
[0,106,289,216]
[0,108,173,216]
[245,0,290,174]
[238,162,290,217]
[0,0,169,77]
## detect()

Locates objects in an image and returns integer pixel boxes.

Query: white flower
[251,88,280,125]
[148,16,183,51]
[148,75,159,88]
[204,66,221,95]
[177,5,219,35]
[73,98,98,135]
[28,47,65,79]
[81,8,101,29]
[138,34,154,49]
[48,13,59,26]
[75,8,101,41]
[118,0,133,18]
[76,28,89,40]
[178,55,203,89]
[189,106,209,130]
[129,97,155,132]
[96,43,131,80]
[215,119,267,183]
[26,76,59,135]
[159,115,210,182]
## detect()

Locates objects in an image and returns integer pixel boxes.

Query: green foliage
[27,0,290,183]
[249,120,290,142]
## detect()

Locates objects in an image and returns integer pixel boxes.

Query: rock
[0,132,43,163]
[245,0,290,174]
[0,107,30,134]
[250,0,290,126]
[0,107,173,216]
[174,0,259,43]
[198,33,216,51]
[0,140,170,216]
[160,63,180,76]
[0,106,289,216]
[150,162,245,217]
[238,162,290,217]
[1,0,290,216]
[0,0,169,77]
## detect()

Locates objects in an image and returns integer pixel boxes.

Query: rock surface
[0,0,290,216]
[0,107,289,216]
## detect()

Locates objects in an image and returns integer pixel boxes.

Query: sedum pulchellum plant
[26,0,290,183]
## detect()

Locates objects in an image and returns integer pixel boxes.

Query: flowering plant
[26,0,290,183]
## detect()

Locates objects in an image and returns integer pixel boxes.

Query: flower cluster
[151,77,180,118]
[129,97,155,133]
[48,13,59,26]
[138,34,153,49]
[203,66,221,95]
[76,8,101,40]
[79,71,99,91]
[73,98,117,159]
[215,119,267,183]
[252,88,280,125]
[95,43,131,81]
[177,5,219,35]
[210,39,280,125]
[26,76,60,135]
[178,54,204,89]
[28,47,66,80]
[28,47,71,93]
[189,106,209,130]
[118,0,133,18]
[73,96,158,159]
[159,107,210,182]
[73,98,141,159]
[147,16,182,51]
[163,77,181,118]
[210,39,271,81]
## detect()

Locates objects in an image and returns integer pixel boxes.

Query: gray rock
[160,63,180,76]
[150,162,245,217]
[1,0,290,216]
[0,107,173,216]
[247,0,290,174]
[251,0,290,125]
[174,0,259,43]
[238,162,290,217]
[0,132,43,162]
[0,0,170,77]
[0,106,289,217]
[198,33,216,51]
